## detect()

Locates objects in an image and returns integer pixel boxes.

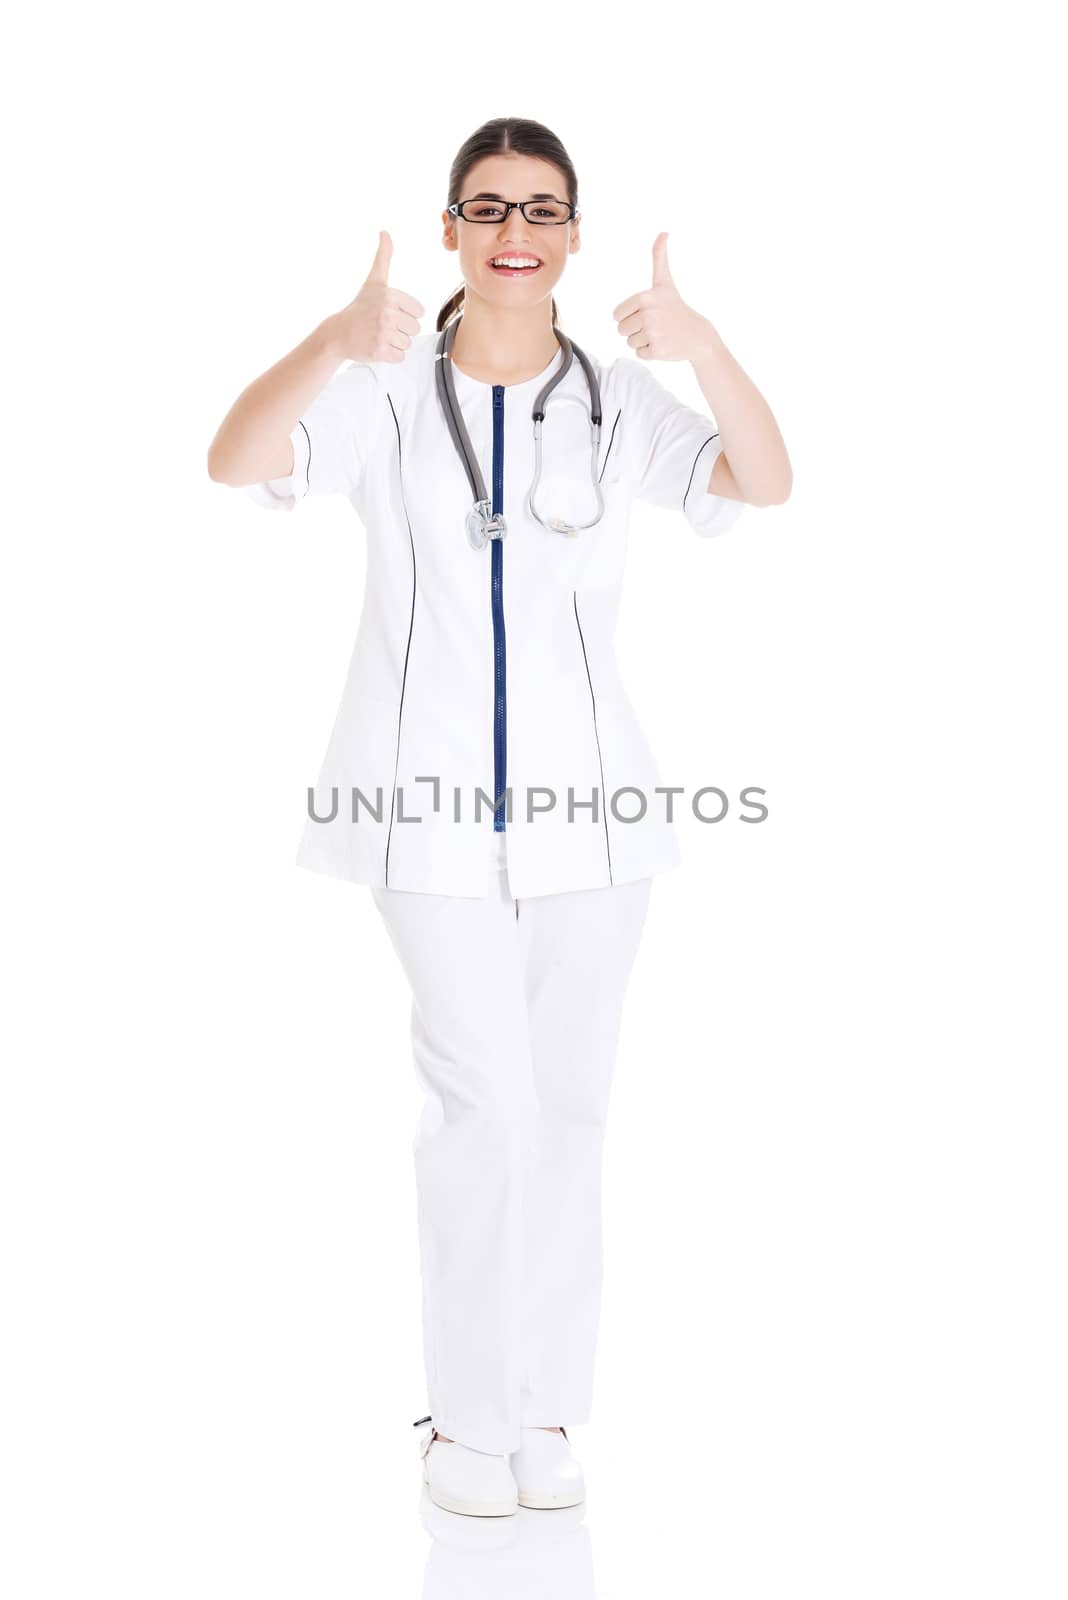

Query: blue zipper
[491,386,507,831]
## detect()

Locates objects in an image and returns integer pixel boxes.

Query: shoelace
[412,1414,436,1459]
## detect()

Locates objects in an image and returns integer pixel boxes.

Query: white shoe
[509,1426,586,1509]
[414,1417,519,1517]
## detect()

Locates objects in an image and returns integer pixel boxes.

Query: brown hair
[437,117,579,332]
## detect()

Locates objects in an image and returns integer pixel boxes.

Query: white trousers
[371,831,652,1456]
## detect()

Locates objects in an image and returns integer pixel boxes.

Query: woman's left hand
[611,233,721,362]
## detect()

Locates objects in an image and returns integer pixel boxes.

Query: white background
[3,1,1065,1595]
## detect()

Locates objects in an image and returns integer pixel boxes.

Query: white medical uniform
[243,330,744,900]
[240,328,745,1455]
[370,829,652,1455]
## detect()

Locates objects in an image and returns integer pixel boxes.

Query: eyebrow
[469,191,565,202]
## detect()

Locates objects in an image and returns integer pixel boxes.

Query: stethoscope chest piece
[466,500,507,551]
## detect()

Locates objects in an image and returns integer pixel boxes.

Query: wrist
[312,314,346,366]
[688,321,728,366]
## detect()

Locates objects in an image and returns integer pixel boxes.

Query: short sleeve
[242,361,386,512]
[619,358,745,539]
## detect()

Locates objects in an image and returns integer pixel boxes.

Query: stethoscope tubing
[434,315,606,550]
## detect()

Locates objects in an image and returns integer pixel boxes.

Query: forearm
[207,315,345,485]
[689,332,792,506]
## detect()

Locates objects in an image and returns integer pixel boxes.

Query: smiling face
[442,153,581,305]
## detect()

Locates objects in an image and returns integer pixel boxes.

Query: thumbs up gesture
[611,233,719,362]
[330,230,426,364]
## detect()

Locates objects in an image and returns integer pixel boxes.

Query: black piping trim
[384,392,415,886]
[682,433,720,509]
[598,407,622,484]
[573,592,613,885]
[298,420,312,495]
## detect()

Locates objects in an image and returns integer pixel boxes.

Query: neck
[448,296,559,383]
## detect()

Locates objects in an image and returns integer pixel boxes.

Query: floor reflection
[419,1489,596,1597]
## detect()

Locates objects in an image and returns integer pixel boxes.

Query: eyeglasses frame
[447,199,579,225]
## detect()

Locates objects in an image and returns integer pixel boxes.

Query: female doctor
[208,117,791,1518]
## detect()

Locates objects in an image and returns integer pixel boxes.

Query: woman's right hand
[326,231,425,364]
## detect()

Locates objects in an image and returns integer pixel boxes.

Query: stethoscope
[434,315,606,551]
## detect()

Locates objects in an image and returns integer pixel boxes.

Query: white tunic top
[243,330,745,898]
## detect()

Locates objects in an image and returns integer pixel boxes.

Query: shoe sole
[517,1487,586,1509]
[422,1462,518,1517]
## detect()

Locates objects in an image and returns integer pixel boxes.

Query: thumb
[651,231,673,288]
[364,229,393,287]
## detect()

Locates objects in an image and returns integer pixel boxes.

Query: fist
[330,231,425,364]
[611,233,717,361]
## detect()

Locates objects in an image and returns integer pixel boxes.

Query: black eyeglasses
[448,199,578,225]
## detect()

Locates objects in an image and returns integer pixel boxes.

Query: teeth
[491,257,540,268]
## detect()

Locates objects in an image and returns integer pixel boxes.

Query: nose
[497,209,536,249]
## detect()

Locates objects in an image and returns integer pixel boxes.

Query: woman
[208,116,791,1518]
